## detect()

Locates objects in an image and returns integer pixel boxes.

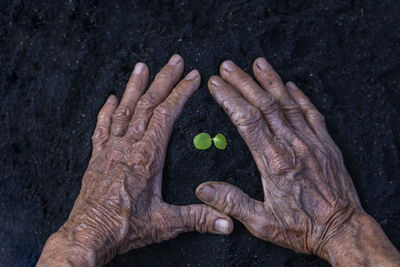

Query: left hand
[37,54,233,267]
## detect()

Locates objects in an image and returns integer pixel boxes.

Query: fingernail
[197,185,216,202]
[256,58,271,70]
[134,62,145,74]
[210,77,222,87]
[168,54,182,65]
[214,219,231,234]
[185,70,199,80]
[222,60,237,72]
[106,95,115,103]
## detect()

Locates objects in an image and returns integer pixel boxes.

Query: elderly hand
[37,55,233,266]
[196,59,400,266]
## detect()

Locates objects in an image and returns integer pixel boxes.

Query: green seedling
[213,133,227,149]
[193,133,227,150]
[193,133,212,150]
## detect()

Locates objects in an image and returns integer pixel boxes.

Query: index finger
[144,70,201,154]
[207,75,272,154]
[208,76,296,177]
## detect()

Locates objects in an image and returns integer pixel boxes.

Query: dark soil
[1,0,400,266]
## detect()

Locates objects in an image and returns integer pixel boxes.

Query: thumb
[170,204,233,235]
[195,181,263,224]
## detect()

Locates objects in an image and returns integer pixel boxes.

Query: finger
[209,76,297,177]
[143,70,200,195]
[219,61,314,157]
[286,81,332,142]
[145,69,200,147]
[219,60,292,139]
[208,75,273,154]
[195,182,291,246]
[195,181,264,226]
[92,95,118,151]
[132,203,232,249]
[253,58,315,138]
[171,204,234,235]
[111,62,149,137]
[126,54,184,141]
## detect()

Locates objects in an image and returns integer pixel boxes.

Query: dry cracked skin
[37,55,400,266]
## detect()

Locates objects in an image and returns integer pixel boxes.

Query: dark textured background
[1,0,400,266]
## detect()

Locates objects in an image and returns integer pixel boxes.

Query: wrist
[37,202,124,267]
[37,228,97,266]
[58,206,121,265]
[320,210,400,266]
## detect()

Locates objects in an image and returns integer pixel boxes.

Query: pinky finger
[92,95,119,151]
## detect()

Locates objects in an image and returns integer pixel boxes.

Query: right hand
[195,58,372,260]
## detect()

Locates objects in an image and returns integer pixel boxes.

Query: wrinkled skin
[196,58,361,254]
[195,59,400,266]
[37,55,233,266]
[38,56,400,267]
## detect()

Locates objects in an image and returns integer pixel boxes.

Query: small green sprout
[193,133,227,150]
[213,133,227,149]
[193,133,212,150]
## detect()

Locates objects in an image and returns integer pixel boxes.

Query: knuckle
[231,104,263,127]
[92,127,108,143]
[174,81,193,99]
[237,75,255,88]
[221,189,245,218]
[138,93,158,110]
[126,76,141,89]
[305,109,325,123]
[112,106,132,121]
[236,193,250,218]
[280,99,302,116]
[268,152,295,176]
[293,137,312,155]
[220,190,235,214]
[127,118,146,139]
[111,125,125,136]
[97,111,109,122]
[128,146,152,178]
[153,103,171,118]
[193,207,210,233]
[258,95,279,117]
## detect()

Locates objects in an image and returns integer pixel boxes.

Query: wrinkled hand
[37,55,233,266]
[195,59,365,258]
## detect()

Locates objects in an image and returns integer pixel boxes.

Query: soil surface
[1,0,400,266]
